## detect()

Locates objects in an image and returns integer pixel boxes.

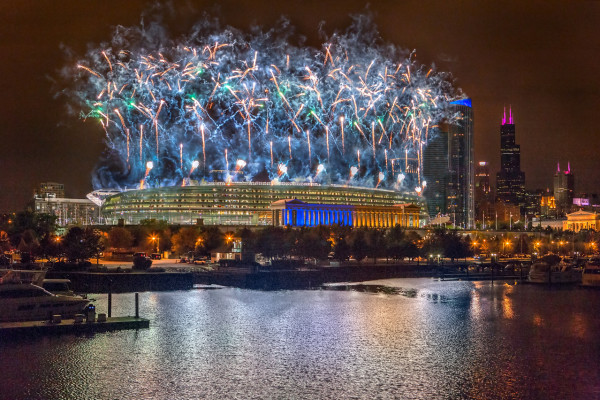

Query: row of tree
[0,211,104,264]
[2,211,598,264]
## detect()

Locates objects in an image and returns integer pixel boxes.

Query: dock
[0,316,149,338]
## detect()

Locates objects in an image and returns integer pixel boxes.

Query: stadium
[99,182,426,227]
[72,17,460,229]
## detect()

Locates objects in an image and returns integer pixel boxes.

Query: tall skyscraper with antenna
[554,161,574,213]
[496,106,526,210]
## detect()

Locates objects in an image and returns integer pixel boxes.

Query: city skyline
[1,1,599,211]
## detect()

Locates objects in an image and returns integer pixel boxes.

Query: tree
[255,226,290,259]
[63,227,104,263]
[171,226,200,255]
[330,225,352,262]
[385,225,406,260]
[351,228,369,262]
[237,227,257,254]
[366,229,386,263]
[333,236,351,261]
[108,227,134,250]
[8,211,57,249]
[17,229,40,262]
[295,228,331,260]
[443,232,472,262]
[198,226,224,256]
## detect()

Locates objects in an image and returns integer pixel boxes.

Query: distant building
[494,201,520,226]
[423,130,448,217]
[573,194,600,210]
[496,107,526,210]
[540,190,557,218]
[523,189,542,220]
[553,162,574,214]
[474,161,494,226]
[34,197,99,226]
[34,182,65,199]
[563,210,600,232]
[423,98,474,228]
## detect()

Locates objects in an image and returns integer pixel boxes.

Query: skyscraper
[422,130,448,216]
[554,162,574,213]
[496,107,526,210]
[423,98,474,228]
[475,161,494,225]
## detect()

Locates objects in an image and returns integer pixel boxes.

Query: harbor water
[1,279,599,399]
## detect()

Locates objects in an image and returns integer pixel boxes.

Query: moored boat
[528,255,581,284]
[582,257,600,287]
[0,270,90,322]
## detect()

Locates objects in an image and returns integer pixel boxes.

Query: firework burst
[67,14,461,191]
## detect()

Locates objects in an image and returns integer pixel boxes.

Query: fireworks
[68,14,460,191]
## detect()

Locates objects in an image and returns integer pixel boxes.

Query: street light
[150,236,159,253]
[503,240,511,256]
[559,241,565,255]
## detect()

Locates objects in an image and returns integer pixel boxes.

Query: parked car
[133,252,152,270]
[179,257,189,263]
[151,253,162,260]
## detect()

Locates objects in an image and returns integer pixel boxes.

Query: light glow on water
[1,279,599,399]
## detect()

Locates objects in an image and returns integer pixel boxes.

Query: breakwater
[46,271,194,293]
[46,262,521,292]
[193,263,520,290]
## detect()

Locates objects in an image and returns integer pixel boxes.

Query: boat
[42,278,77,297]
[528,255,581,284]
[0,270,90,322]
[582,257,600,287]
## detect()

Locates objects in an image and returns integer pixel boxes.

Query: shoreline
[46,261,523,292]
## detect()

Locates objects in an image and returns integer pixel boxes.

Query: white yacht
[528,255,581,284]
[0,270,89,322]
[582,257,600,287]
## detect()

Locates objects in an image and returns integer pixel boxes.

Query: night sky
[1,1,599,211]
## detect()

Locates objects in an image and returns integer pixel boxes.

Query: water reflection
[1,280,599,399]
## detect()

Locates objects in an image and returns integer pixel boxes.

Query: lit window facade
[100,183,426,226]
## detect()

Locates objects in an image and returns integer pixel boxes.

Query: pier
[0,292,149,339]
[0,316,149,338]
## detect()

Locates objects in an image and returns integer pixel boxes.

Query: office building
[474,161,494,226]
[554,162,574,214]
[423,98,474,228]
[34,182,65,199]
[34,197,100,226]
[496,107,526,210]
[422,130,448,217]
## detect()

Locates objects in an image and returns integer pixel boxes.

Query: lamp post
[151,236,159,253]
[503,239,511,257]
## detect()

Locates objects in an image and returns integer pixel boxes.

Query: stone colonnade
[271,200,420,228]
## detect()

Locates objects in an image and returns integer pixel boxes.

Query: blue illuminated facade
[270,199,421,228]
